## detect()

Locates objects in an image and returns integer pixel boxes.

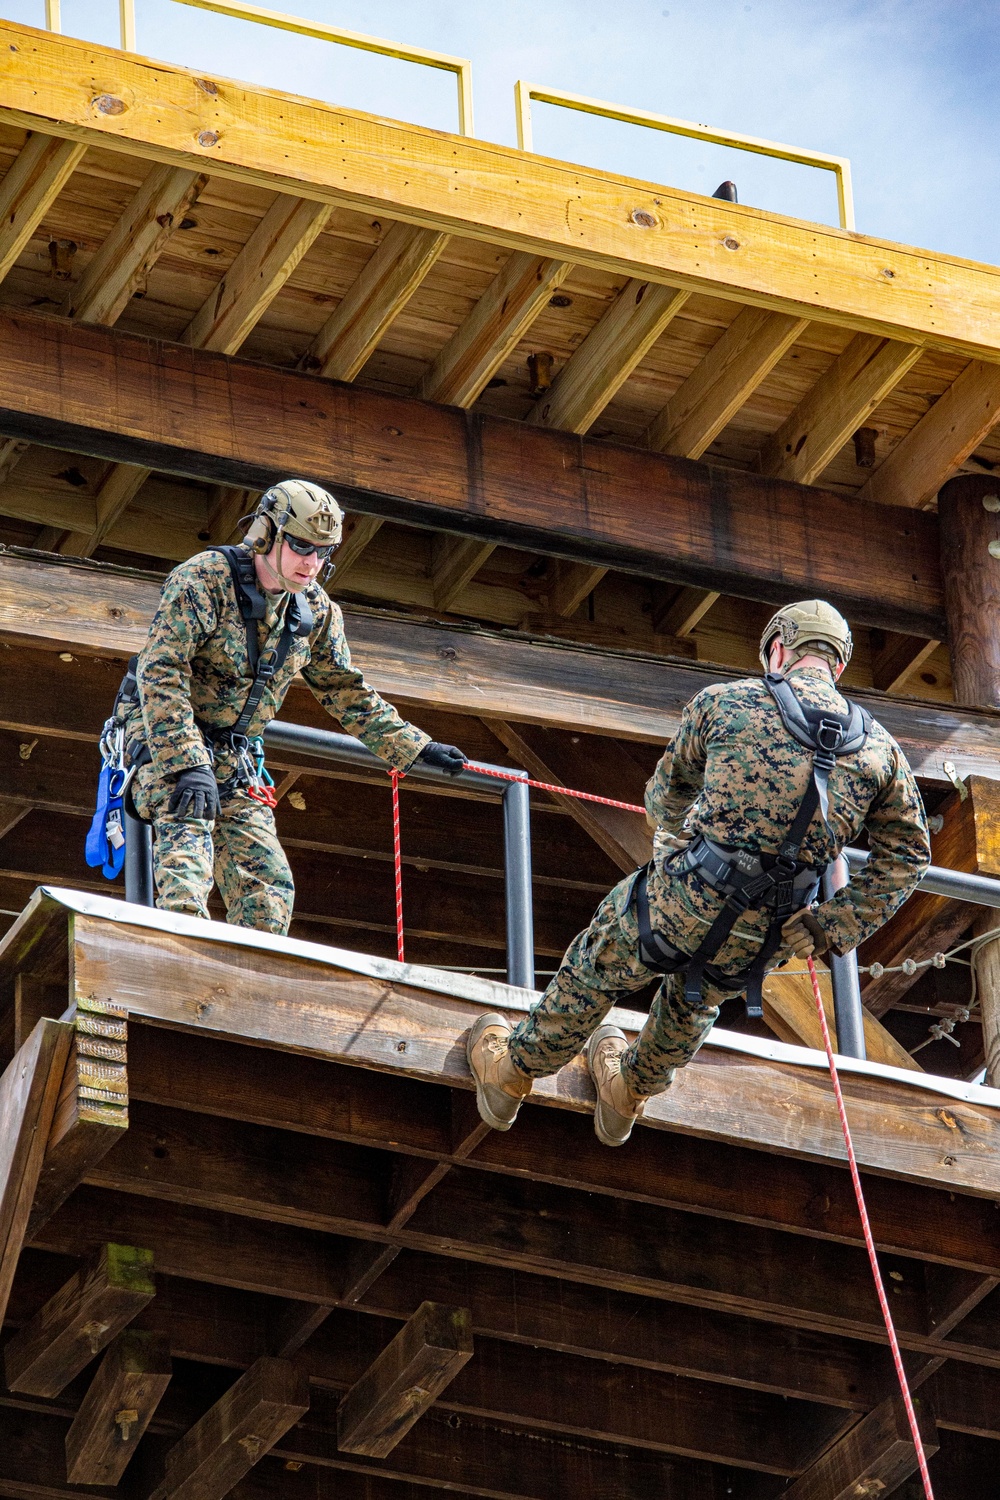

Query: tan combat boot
[467,1013,533,1130]
[586,1025,649,1147]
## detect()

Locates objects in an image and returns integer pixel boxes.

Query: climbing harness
[85,718,133,880]
[628,672,871,1018]
[807,955,936,1499]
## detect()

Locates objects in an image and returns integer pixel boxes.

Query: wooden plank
[0,310,948,638]
[333,513,385,585]
[0,1018,72,1329]
[862,358,1000,509]
[149,1356,309,1500]
[337,1302,472,1457]
[646,307,808,458]
[651,584,720,637]
[418,253,570,408]
[760,334,923,486]
[778,1394,939,1499]
[64,164,207,327]
[64,1329,172,1485]
[28,995,128,1236]
[546,559,608,617]
[6,26,1000,362]
[306,222,448,383]
[182,193,331,354]
[59,460,150,558]
[527,282,689,433]
[63,911,1000,1200]
[872,631,941,694]
[3,1241,154,1397]
[0,550,992,783]
[431,535,497,612]
[762,964,922,1070]
[0,130,85,285]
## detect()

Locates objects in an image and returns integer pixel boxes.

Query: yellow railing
[173,0,474,135]
[514,80,855,231]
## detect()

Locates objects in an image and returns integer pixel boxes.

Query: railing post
[502,777,534,990]
[821,855,866,1060]
[124,806,154,907]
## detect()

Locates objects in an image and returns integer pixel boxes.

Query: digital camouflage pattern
[127,546,430,931]
[509,665,930,1095]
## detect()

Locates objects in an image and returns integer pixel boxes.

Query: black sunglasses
[284,533,337,559]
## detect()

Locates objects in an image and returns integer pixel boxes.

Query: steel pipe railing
[821,854,866,1061]
[845,847,1000,909]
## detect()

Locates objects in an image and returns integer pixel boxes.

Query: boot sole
[467,1012,526,1132]
[586,1024,640,1148]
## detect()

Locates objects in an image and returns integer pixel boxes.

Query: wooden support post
[0,1018,73,1329]
[939,472,1000,709]
[778,1394,938,1499]
[972,907,1000,1088]
[28,995,128,1236]
[65,1329,172,1485]
[336,1301,473,1458]
[4,1242,155,1397]
[149,1356,309,1500]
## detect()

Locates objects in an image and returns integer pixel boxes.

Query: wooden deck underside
[1,888,999,1498]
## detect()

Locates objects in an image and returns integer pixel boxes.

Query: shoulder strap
[764,671,871,850]
[208,546,313,737]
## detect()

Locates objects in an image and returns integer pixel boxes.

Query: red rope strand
[806,955,935,1498]
[465,760,646,812]
[390,768,405,963]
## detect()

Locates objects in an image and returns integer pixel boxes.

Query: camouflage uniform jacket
[644,667,930,954]
[132,547,430,778]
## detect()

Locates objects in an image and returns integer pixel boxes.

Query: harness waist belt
[681,835,820,908]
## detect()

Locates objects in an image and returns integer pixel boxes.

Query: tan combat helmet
[245,479,343,590]
[758,599,853,672]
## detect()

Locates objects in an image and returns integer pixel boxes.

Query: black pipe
[821,854,866,1060]
[502,777,535,989]
[123,804,154,906]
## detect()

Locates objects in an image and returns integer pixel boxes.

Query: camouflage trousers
[132,762,293,935]
[508,858,782,1098]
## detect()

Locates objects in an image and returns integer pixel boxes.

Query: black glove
[417,741,467,775]
[168,764,221,821]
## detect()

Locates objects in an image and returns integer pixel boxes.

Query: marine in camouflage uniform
[124,480,463,935]
[467,599,930,1146]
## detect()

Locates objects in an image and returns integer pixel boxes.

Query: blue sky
[5,0,998,263]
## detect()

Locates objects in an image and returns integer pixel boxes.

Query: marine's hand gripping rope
[807,955,935,1498]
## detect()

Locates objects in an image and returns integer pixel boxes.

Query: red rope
[390,768,405,963]
[465,760,646,813]
[806,956,935,1498]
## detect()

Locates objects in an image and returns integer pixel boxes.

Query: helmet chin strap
[259,533,303,593]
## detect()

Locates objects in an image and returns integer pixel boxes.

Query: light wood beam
[762,964,922,1071]
[65,1329,172,1485]
[306,222,448,382]
[149,1356,309,1500]
[0,131,85,285]
[651,584,720,637]
[646,307,807,458]
[861,358,1000,509]
[973,908,1000,1088]
[527,282,690,434]
[332,512,385,585]
[547,559,608,617]
[431,535,497,612]
[336,1302,473,1458]
[778,1395,938,1500]
[58,459,150,558]
[418,252,570,408]
[4,1242,155,1398]
[0,1019,72,1329]
[64,164,207,326]
[760,333,923,486]
[871,631,941,694]
[182,193,332,354]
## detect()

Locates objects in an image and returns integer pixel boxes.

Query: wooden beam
[778,1394,939,1499]
[306,222,448,383]
[861,359,1000,509]
[3,1241,155,1397]
[182,193,331,355]
[59,459,150,558]
[336,1302,473,1457]
[646,307,807,458]
[0,130,85,285]
[418,252,570,408]
[762,963,922,1070]
[872,631,941,694]
[63,164,207,327]
[651,584,720,637]
[760,334,923,486]
[333,513,385,584]
[0,311,947,638]
[431,535,497,612]
[527,282,689,433]
[0,550,991,782]
[6,25,1000,361]
[0,1018,72,1328]
[28,994,128,1236]
[64,1329,172,1485]
[149,1356,309,1500]
[973,908,1000,1088]
[546,559,608,617]
[204,483,254,545]
[940,472,1000,710]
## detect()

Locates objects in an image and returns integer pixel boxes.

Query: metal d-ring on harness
[195,545,313,807]
[631,671,872,1019]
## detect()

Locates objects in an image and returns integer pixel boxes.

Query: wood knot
[630,208,657,228]
[197,130,220,148]
[194,77,219,95]
[92,94,126,115]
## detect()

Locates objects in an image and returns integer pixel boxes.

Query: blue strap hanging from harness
[85,762,129,879]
